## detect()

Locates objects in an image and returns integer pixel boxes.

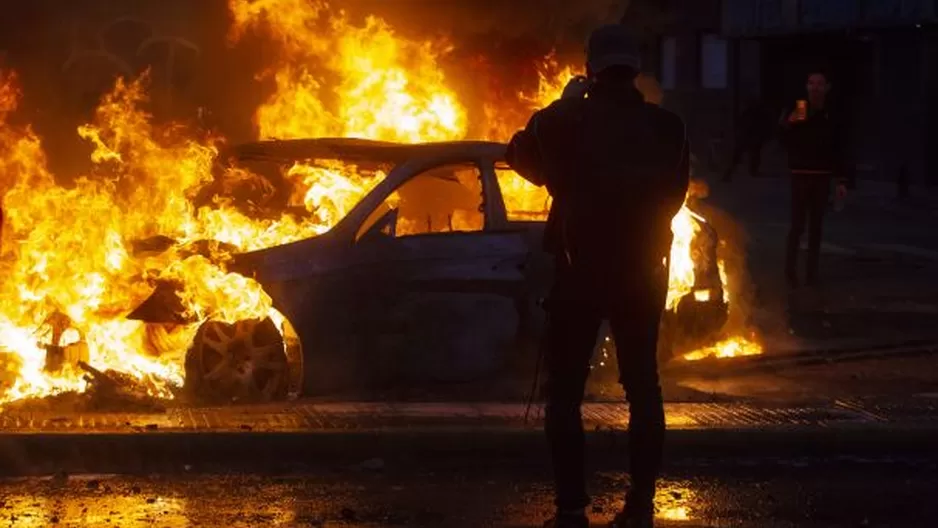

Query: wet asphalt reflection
[0,458,933,527]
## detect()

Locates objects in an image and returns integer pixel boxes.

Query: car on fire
[129,138,727,403]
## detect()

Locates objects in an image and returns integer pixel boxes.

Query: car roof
[223,138,508,167]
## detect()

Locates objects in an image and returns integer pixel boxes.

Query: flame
[229,0,466,143]
[0,3,762,405]
[489,54,570,221]
[682,335,764,361]
[666,207,703,311]
[0,72,302,402]
[481,56,762,361]
[0,72,188,401]
[286,161,387,232]
[0,0,474,403]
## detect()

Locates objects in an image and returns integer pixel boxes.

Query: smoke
[689,189,762,344]
[342,0,626,46]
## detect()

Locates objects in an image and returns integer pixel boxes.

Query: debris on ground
[78,362,174,412]
[1,363,175,413]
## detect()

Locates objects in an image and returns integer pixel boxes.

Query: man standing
[780,71,847,287]
[506,25,689,528]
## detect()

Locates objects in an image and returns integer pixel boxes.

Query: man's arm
[506,77,586,187]
[505,111,548,187]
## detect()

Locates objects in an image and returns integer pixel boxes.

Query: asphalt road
[704,175,938,272]
[694,175,938,346]
[706,174,938,252]
[0,455,934,527]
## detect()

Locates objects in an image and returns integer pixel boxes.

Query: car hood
[229,230,344,283]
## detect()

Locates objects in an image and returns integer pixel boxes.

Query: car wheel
[184,317,289,403]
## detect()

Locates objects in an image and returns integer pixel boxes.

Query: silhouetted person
[506,24,689,528]
[780,71,847,287]
[723,99,773,181]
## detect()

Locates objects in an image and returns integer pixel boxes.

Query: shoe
[610,490,655,528]
[543,511,589,528]
[609,510,653,528]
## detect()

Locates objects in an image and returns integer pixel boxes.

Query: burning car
[127,138,729,403]
[0,0,760,408]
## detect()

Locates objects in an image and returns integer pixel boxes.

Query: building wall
[875,30,928,183]
[643,0,735,170]
[755,28,937,184]
[719,0,938,184]
[723,0,937,36]
[926,32,938,185]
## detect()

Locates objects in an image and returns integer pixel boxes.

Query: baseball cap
[586,24,642,74]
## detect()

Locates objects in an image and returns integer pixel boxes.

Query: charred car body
[130,139,727,402]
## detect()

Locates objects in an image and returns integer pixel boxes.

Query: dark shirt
[506,83,689,289]
[780,103,846,180]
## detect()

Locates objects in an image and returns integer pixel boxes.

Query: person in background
[723,98,773,181]
[779,71,848,287]
[506,24,689,528]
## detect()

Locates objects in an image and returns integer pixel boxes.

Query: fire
[667,207,703,311]
[228,0,466,143]
[490,53,570,221]
[0,0,474,403]
[682,335,763,361]
[0,2,761,405]
[482,56,762,362]
[520,53,579,111]
[227,0,760,362]
[285,161,386,232]
[0,72,311,403]
[0,72,189,401]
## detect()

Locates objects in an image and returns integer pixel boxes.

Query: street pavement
[0,456,934,527]
[698,174,938,349]
[0,175,935,526]
[1,396,936,476]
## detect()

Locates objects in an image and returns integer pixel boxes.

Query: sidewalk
[1,398,935,475]
[719,150,938,212]
[4,398,937,433]
[694,172,938,349]
[706,173,938,230]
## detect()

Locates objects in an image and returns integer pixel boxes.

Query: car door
[333,158,531,387]
[489,162,556,349]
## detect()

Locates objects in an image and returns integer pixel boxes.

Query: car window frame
[492,161,552,225]
[353,158,503,243]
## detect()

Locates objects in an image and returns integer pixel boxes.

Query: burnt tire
[184,317,288,404]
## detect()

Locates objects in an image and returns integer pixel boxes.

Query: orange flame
[0,3,761,404]
[481,56,762,361]
[229,0,466,143]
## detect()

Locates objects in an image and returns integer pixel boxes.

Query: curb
[0,424,935,476]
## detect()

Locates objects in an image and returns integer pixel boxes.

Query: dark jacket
[779,103,846,179]
[506,83,689,290]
